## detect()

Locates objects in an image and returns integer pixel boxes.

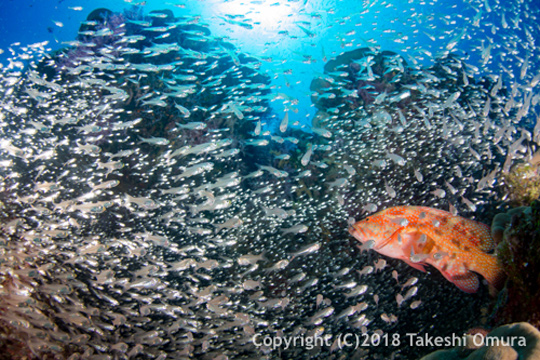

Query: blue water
[3,0,533,130]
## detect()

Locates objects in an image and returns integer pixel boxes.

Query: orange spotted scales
[349,206,505,293]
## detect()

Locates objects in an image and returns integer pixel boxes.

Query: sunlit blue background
[0,0,536,130]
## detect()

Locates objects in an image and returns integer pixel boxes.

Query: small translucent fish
[142,97,167,107]
[403,286,418,301]
[299,278,319,292]
[354,302,368,312]
[344,284,368,298]
[262,205,289,219]
[362,203,378,213]
[312,161,328,169]
[374,259,387,272]
[334,281,357,289]
[410,300,422,309]
[414,168,423,182]
[372,159,387,168]
[410,247,430,263]
[177,122,206,130]
[284,136,299,144]
[391,217,409,227]
[431,189,446,198]
[281,224,308,235]
[242,280,261,290]
[289,272,306,283]
[384,180,396,198]
[316,294,324,308]
[161,186,190,195]
[275,154,291,160]
[245,138,269,146]
[445,181,458,195]
[386,152,406,166]
[112,118,142,130]
[358,265,374,277]
[333,267,350,278]
[258,165,288,178]
[214,148,240,159]
[309,306,335,325]
[396,294,405,307]
[290,242,320,259]
[358,239,375,252]
[254,120,261,135]
[265,259,290,272]
[125,195,157,210]
[279,112,289,133]
[381,313,398,324]
[312,127,332,138]
[401,277,418,289]
[237,253,266,266]
[328,178,349,188]
[397,109,407,126]
[92,180,120,190]
[245,170,264,179]
[343,164,356,176]
[214,217,243,232]
[443,91,461,108]
[139,136,170,146]
[301,144,313,166]
[336,306,357,320]
[175,162,214,179]
[110,149,135,158]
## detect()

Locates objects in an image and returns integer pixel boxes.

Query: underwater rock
[493,201,540,327]
[501,161,540,207]
[86,7,114,22]
[490,206,529,244]
[310,77,333,109]
[78,8,114,33]
[323,47,375,73]
[419,322,540,360]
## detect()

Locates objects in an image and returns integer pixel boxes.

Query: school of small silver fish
[0,0,538,359]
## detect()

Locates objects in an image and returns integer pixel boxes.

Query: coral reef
[501,161,540,207]
[491,201,540,327]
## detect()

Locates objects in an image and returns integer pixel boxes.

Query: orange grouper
[349,206,505,293]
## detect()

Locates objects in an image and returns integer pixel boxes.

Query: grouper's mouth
[348,223,367,242]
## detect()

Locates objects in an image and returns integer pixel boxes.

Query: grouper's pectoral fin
[376,227,431,273]
[374,228,401,251]
[401,229,432,273]
[376,226,423,251]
